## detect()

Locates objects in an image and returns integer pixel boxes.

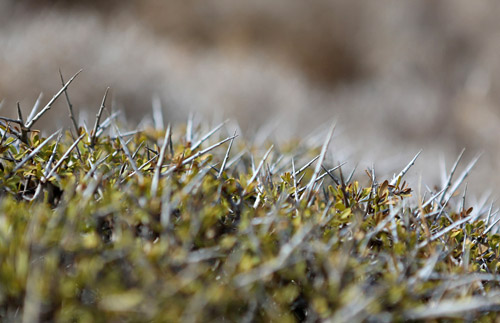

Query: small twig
[183,135,238,167]
[303,124,335,201]
[162,134,238,176]
[321,165,340,185]
[294,154,320,176]
[484,212,500,234]
[218,130,236,179]
[29,131,65,201]
[152,124,171,197]
[109,130,141,140]
[242,145,274,195]
[186,113,194,144]
[131,141,146,160]
[435,155,481,221]
[43,132,64,177]
[437,149,466,206]
[225,150,245,170]
[460,183,468,214]
[445,154,481,202]
[0,116,22,125]
[269,154,285,174]
[84,153,111,181]
[17,102,24,125]
[114,124,143,183]
[26,93,43,127]
[296,163,347,195]
[191,120,228,151]
[95,111,120,139]
[390,150,422,186]
[404,296,500,320]
[346,164,357,184]
[17,102,29,144]
[419,212,476,249]
[420,186,447,210]
[90,87,110,148]
[168,123,174,157]
[485,203,494,225]
[126,155,159,180]
[44,133,85,181]
[25,69,82,130]
[59,69,79,136]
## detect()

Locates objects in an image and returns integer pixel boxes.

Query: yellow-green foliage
[0,121,500,322]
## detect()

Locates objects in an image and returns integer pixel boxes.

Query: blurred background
[1,0,500,201]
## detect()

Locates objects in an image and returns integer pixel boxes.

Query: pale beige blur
[1,1,500,200]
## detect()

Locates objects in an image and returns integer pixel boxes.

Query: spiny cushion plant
[1,77,500,322]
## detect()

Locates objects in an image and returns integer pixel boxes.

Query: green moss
[0,118,499,322]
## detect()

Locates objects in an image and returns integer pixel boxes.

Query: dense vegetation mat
[1,80,500,322]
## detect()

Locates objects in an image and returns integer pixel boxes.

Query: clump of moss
[1,79,500,322]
